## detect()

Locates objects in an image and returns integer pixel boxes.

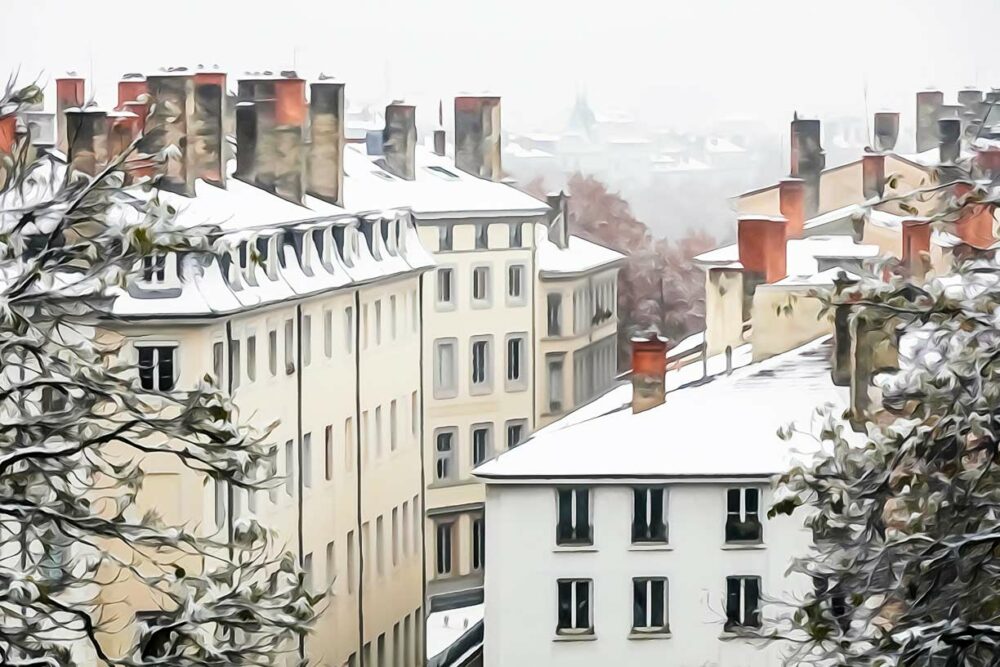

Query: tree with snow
[0,82,314,666]
[769,153,1000,665]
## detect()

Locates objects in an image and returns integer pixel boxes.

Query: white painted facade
[483,482,812,667]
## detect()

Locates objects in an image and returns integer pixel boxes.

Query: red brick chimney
[862,152,886,200]
[738,215,788,283]
[56,76,85,153]
[954,182,995,249]
[631,334,668,414]
[144,73,197,196]
[193,71,226,186]
[272,76,306,203]
[0,114,16,155]
[117,74,147,109]
[901,218,931,278]
[779,178,805,239]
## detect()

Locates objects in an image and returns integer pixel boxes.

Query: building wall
[751,286,831,362]
[484,483,812,667]
[97,273,426,667]
[534,267,620,428]
[419,216,540,610]
[704,267,745,358]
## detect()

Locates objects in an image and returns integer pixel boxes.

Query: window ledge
[552,545,597,553]
[628,631,671,641]
[470,301,492,310]
[553,632,596,642]
[435,303,457,312]
[721,543,766,551]
[719,629,761,639]
[629,543,672,552]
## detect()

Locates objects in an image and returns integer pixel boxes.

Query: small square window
[556,487,591,546]
[470,336,492,394]
[471,266,490,306]
[439,226,453,251]
[137,345,176,392]
[471,424,492,466]
[509,223,523,248]
[726,488,762,543]
[475,223,489,249]
[434,429,456,482]
[505,419,527,449]
[436,268,455,308]
[632,578,669,634]
[506,264,525,304]
[556,579,593,635]
[725,576,761,629]
[632,487,668,544]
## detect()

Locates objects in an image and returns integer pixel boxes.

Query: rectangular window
[362,304,369,349]
[506,419,527,449]
[403,618,411,667]
[471,424,491,466]
[376,515,385,577]
[547,293,562,337]
[230,340,242,390]
[302,432,312,489]
[436,268,454,307]
[390,400,398,452]
[507,264,524,302]
[391,507,400,567]
[284,440,294,496]
[556,487,591,545]
[412,495,420,555]
[325,425,334,481]
[392,623,401,667]
[632,487,668,543]
[246,335,256,382]
[726,488,762,543]
[212,341,224,385]
[303,553,314,594]
[345,307,354,354]
[137,345,176,392]
[347,530,356,594]
[324,308,333,357]
[557,579,593,634]
[633,578,669,633]
[345,417,354,471]
[390,295,397,339]
[402,501,411,556]
[435,521,453,576]
[546,354,565,414]
[505,335,526,389]
[472,516,485,570]
[362,410,370,467]
[302,315,312,366]
[412,288,418,332]
[284,319,294,374]
[726,576,762,629]
[472,266,490,304]
[434,429,455,482]
[509,222,522,248]
[377,634,385,667]
[433,339,457,398]
[326,540,336,588]
[363,643,371,667]
[374,300,382,346]
[439,225,453,251]
[470,336,491,392]
[268,329,277,376]
[142,254,167,282]
[411,390,419,436]
[375,405,384,459]
[475,223,489,249]
[213,477,226,529]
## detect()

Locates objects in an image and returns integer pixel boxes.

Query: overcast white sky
[5,0,999,133]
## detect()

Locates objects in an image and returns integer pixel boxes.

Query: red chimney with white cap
[779,178,805,239]
[56,76,85,153]
[631,334,668,414]
[738,215,788,283]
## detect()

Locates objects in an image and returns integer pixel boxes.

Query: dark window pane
[138,347,154,389]
[727,488,740,513]
[650,580,665,627]
[575,490,590,541]
[557,581,572,629]
[633,579,645,629]
[726,577,740,625]
[745,488,759,515]
[157,348,174,390]
[745,578,761,627]
[575,581,589,629]
[557,490,573,542]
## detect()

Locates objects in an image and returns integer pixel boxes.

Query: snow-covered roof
[705,137,746,154]
[693,235,878,278]
[535,225,626,278]
[475,336,845,482]
[504,142,555,159]
[426,604,484,664]
[340,144,549,219]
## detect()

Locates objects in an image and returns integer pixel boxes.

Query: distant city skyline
[6,0,999,136]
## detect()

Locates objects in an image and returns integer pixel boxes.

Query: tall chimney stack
[872,112,899,152]
[66,108,108,176]
[778,178,805,239]
[56,76,85,153]
[916,90,944,153]
[271,75,306,203]
[235,74,305,203]
[454,96,502,180]
[546,191,570,249]
[0,114,18,156]
[383,102,417,181]
[433,99,446,156]
[789,115,825,217]
[144,73,196,196]
[117,74,147,109]
[737,215,788,284]
[307,79,346,207]
[938,118,961,164]
[630,334,668,414]
[862,152,886,200]
[192,71,226,186]
[901,218,931,279]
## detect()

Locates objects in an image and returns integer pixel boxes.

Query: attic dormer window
[312,228,327,263]
[332,225,346,260]
[380,220,391,246]
[255,236,270,272]
[238,242,249,270]
[142,254,166,282]
[361,222,375,255]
